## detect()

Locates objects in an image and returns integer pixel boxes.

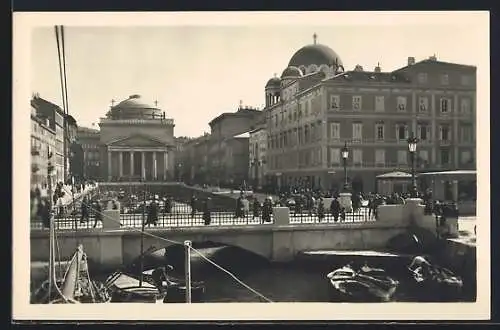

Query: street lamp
[407,134,419,197]
[341,142,349,191]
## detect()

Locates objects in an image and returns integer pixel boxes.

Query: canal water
[106,245,476,303]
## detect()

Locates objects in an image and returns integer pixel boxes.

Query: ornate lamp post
[407,134,419,197]
[341,142,349,191]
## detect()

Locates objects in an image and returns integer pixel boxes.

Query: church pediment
[107,134,167,147]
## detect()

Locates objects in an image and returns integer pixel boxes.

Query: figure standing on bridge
[202,198,211,225]
[252,197,261,220]
[262,196,273,223]
[146,197,159,226]
[234,193,245,219]
[93,200,102,228]
[190,195,197,219]
[317,197,325,222]
[80,196,90,223]
[330,196,341,222]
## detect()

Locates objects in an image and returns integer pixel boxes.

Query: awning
[376,171,413,179]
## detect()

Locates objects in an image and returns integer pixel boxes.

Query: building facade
[31,95,70,184]
[263,37,476,193]
[30,103,56,188]
[208,105,262,186]
[77,126,101,180]
[248,126,268,189]
[98,94,176,181]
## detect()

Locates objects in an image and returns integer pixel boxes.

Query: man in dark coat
[252,198,261,220]
[262,197,272,223]
[202,198,212,225]
[164,196,172,214]
[146,199,159,226]
[330,196,341,222]
[93,200,102,228]
[317,197,325,222]
[80,197,89,223]
[234,193,244,219]
[190,195,197,219]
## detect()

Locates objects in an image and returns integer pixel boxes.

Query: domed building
[261,34,476,194]
[98,94,176,181]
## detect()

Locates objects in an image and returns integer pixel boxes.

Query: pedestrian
[80,197,89,223]
[252,198,261,220]
[164,196,172,214]
[93,200,102,228]
[262,196,272,223]
[39,198,51,229]
[330,196,341,222]
[234,193,244,219]
[317,197,325,222]
[146,198,159,226]
[202,198,211,225]
[190,194,197,219]
[57,195,64,219]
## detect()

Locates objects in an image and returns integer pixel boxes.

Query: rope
[190,246,273,303]
[62,195,274,302]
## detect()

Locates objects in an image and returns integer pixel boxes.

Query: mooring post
[184,240,192,303]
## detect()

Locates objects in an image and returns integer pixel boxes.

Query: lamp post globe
[341,142,349,191]
[407,135,419,197]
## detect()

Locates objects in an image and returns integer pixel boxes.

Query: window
[396,124,409,141]
[352,123,363,141]
[461,150,472,164]
[375,123,384,141]
[375,149,385,165]
[460,125,473,143]
[397,150,408,165]
[440,98,451,113]
[418,73,428,84]
[461,75,472,86]
[330,148,340,164]
[460,98,471,114]
[440,125,450,141]
[440,149,450,165]
[330,122,340,140]
[417,123,430,141]
[330,95,340,110]
[352,96,362,111]
[418,96,429,112]
[375,96,385,112]
[419,150,429,163]
[397,96,407,112]
[441,74,449,85]
[353,149,363,164]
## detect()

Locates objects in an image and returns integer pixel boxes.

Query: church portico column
[153,151,157,180]
[107,150,112,181]
[164,151,168,181]
[119,151,123,178]
[130,151,134,178]
[141,151,146,181]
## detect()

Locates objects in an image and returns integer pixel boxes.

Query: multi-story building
[31,94,71,184]
[263,36,476,193]
[248,124,268,190]
[76,126,101,180]
[30,103,56,188]
[208,105,262,186]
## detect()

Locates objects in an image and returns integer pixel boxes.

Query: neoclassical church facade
[98,94,176,181]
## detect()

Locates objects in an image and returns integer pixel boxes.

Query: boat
[326,265,399,302]
[141,268,206,303]
[104,271,166,303]
[31,245,111,304]
[408,264,463,300]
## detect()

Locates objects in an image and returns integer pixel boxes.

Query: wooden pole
[184,240,192,303]
[139,186,146,287]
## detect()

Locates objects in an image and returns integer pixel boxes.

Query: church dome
[281,66,303,79]
[107,94,163,120]
[288,43,343,68]
[265,77,281,89]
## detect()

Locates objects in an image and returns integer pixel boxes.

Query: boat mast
[139,185,146,287]
[47,149,55,301]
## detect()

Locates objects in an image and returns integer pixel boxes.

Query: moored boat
[326,265,399,302]
[104,271,166,303]
[409,264,463,300]
[141,268,206,303]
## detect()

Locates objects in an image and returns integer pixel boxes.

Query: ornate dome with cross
[99,94,176,182]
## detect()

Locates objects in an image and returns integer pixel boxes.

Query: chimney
[374,63,381,73]
[407,57,416,66]
[429,54,437,61]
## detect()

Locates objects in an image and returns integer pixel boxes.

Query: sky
[30,16,485,138]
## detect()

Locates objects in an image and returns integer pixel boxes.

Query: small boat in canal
[326,264,399,302]
[408,262,463,300]
[104,267,206,303]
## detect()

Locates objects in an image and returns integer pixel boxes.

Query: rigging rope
[57,188,274,302]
